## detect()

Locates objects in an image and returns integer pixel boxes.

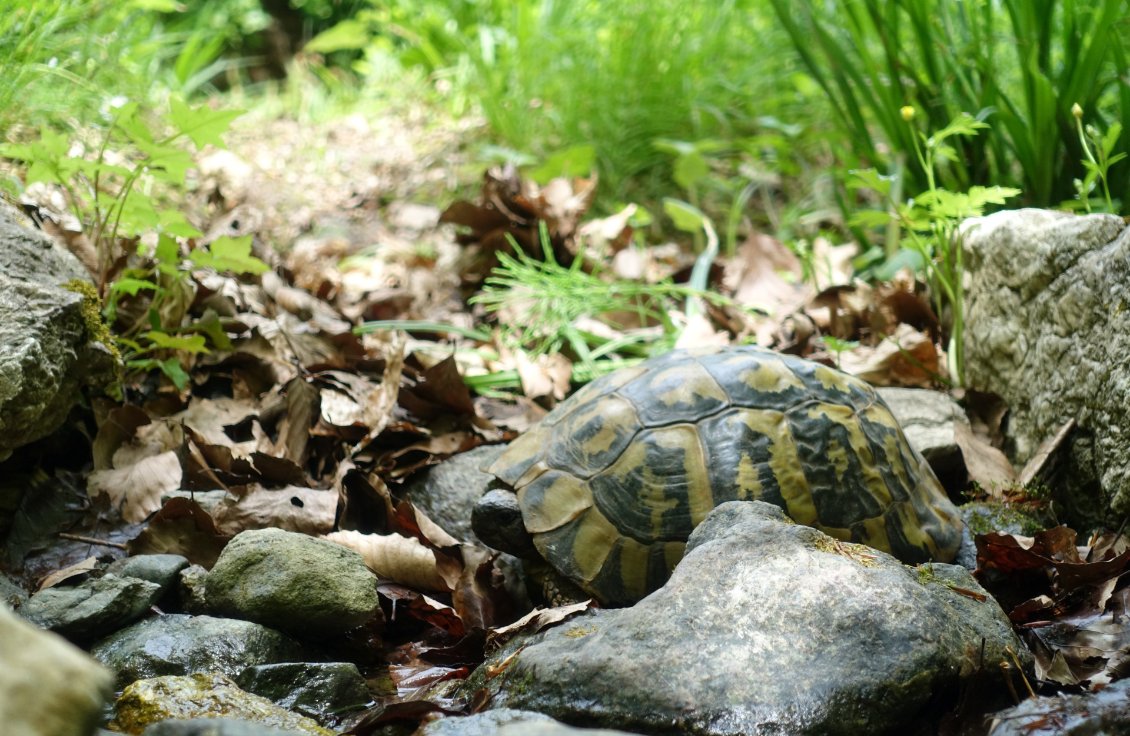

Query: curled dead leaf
[485,600,592,653]
[326,529,447,592]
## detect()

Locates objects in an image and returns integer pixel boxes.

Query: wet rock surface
[235,662,371,725]
[962,209,1129,524]
[107,554,190,590]
[20,573,163,642]
[89,614,307,689]
[112,673,332,735]
[988,678,1130,735]
[0,570,27,609]
[0,601,112,736]
[140,719,311,736]
[421,709,637,736]
[469,501,1028,736]
[205,528,379,638]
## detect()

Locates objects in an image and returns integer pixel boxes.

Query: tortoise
[472,345,964,606]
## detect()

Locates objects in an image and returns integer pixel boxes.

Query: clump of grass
[772,0,1128,208]
[0,0,166,132]
[311,0,817,206]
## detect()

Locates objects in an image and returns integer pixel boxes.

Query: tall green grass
[343,0,815,203]
[0,0,168,132]
[771,0,1129,209]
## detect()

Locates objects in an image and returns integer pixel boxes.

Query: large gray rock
[469,501,1027,735]
[0,204,113,461]
[20,573,162,642]
[89,614,306,689]
[205,528,379,638]
[0,600,112,736]
[962,209,1127,524]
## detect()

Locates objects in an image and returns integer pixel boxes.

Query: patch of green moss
[62,280,119,359]
[62,278,122,398]
[962,501,1050,536]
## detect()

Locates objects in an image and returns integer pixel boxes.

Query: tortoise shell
[488,345,964,606]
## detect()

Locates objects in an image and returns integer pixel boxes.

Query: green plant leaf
[168,97,243,149]
[157,357,191,390]
[847,168,893,197]
[848,209,893,229]
[191,310,232,351]
[306,20,371,53]
[189,235,269,275]
[528,144,596,184]
[663,198,707,234]
[144,331,208,353]
[874,248,926,281]
[158,209,202,238]
[672,151,710,191]
[1102,122,1123,158]
[129,0,180,11]
[108,278,158,297]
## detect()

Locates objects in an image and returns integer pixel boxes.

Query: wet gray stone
[469,501,1029,736]
[962,209,1130,526]
[1,601,112,736]
[205,528,379,638]
[401,443,505,543]
[988,678,1130,735]
[0,572,27,609]
[178,565,210,614]
[89,614,306,689]
[142,720,309,736]
[108,554,190,591]
[21,573,162,642]
[236,662,371,724]
[421,709,636,736]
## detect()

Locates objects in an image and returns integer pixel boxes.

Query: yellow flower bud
[1072,103,1083,119]
[900,105,915,121]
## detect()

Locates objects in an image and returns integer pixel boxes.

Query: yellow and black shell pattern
[488,345,964,606]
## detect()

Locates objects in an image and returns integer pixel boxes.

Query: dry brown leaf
[111,421,183,468]
[1019,419,1076,489]
[514,350,572,401]
[92,405,151,471]
[577,204,636,261]
[172,397,259,451]
[278,376,319,465]
[37,556,99,591]
[212,486,337,536]
[486,600,592,652]
[88,450,183,523]
[724,232,810,318]
[954,421,1016,496]
[808,236,857,290]
[836,323,942,387]
[128,497,230,569]
[326,529,447,592]
[675,311,731,350]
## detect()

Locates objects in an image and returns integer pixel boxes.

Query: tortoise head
[471,485,539,559]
